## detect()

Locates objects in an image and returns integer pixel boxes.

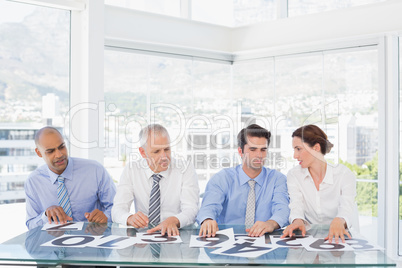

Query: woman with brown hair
[281,124,357,244]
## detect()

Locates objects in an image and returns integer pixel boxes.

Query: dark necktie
[148,174,162,225]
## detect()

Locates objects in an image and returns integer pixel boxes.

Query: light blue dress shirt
[25,157,116,229]
[196,165,290,228]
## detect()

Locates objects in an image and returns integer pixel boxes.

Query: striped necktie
[57,176,73,218]
[150,243,161,260]
[148,174,162,226]
[245,180,256,226]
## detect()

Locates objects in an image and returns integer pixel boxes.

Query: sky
[0,0,35,24]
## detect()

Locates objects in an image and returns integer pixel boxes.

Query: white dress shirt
[287,163,356,229]
[112,158,200,228]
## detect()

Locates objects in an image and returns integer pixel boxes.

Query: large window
[104,51,233,190]
[106,0,386,27]
[0,0,70,240]
[191,0,278,26]
[105,46,379,243]
[105,0,279,26]
[288,0,386,17]
[399,36,402,256]
[104,0,181,18]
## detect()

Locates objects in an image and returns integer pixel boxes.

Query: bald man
[25,126,116,229]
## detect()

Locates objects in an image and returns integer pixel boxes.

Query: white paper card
[85,235,139,249]
[234,234,266,245]
[302,238,355,252]
[189,228,235,248]
[211,241,277,258]
[135,232,182,244]
[270,235,315,248]
[41,234,96,248]
[344,238,383,251]
[41,222,84,231]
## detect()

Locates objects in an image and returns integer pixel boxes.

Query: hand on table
[127,211,149,228]
[280,219,306,238]
[147,216,180,237]
[85,209,108,223]
[246,220,279,237]
[198,219,219,237]
[45,205,72,224]
[325,217,351,244]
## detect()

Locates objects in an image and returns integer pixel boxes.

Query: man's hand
[198,218,219,237]
[281,219,306,238]
[85,222,108,235]
[45,205,72,224]
[127,211,149,228]
[246,220,279,237]
[85,209,108,223]
[147,216,180,237]
[325,217,351,244]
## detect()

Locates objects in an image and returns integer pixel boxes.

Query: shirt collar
[239,165,266,186]
[301,162,333,185]
[301,167,311,180]
[47,157,74,184]
[322,163,334,185]
[143,158,171,180]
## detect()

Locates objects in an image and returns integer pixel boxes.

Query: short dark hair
[292,124,333,155]
[237,124,271,152]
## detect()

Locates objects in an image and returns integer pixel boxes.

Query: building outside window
[0,0,70,241]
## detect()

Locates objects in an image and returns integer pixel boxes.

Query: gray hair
[139,124,170,150]
[35,126,62,147]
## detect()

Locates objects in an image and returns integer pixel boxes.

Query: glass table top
[0,223,396,267]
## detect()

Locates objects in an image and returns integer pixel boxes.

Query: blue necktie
[245,180,256,226]
[148,174,162,225]
[57,176,73,218]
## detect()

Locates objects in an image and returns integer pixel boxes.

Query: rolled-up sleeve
[336,167,357,228]
[287,170,307,224]
[269,173,290,227]
[196,173,226,225]
[111,166,135,225]
[98,167,116,221]
[25,176,46,229]
[174,163,200,227]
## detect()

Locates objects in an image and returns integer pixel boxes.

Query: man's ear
[139,147,147,158]
[237,147,243,157]
[35,148,42,158]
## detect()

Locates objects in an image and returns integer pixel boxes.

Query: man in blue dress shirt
[25,126,116,229]
[197,124,289,237]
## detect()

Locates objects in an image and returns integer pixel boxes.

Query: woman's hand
[280,219,306,238]
[325,217,351,243]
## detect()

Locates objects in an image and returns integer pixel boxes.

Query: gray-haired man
[112,124,199,236]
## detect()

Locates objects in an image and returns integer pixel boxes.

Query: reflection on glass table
[0,223,396,267]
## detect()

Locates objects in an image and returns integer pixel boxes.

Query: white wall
[104,0,402,60]
[232,0,402,53]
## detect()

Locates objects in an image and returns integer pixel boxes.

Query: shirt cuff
[41,211,48,224]
[289,213,305,225]
[196,213,216,225]
[269,214,288,228]
[336,215,351,229]
[174,214,187,228]
[118,212,132,226]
